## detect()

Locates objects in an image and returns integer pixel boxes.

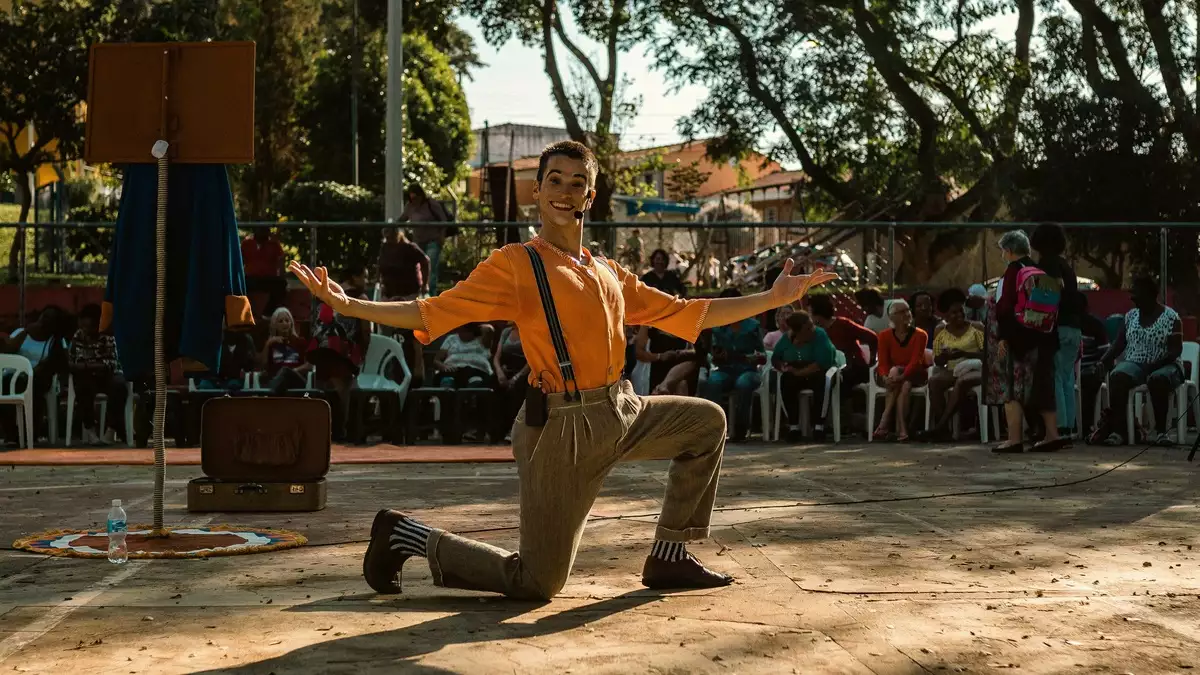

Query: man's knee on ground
[514,565,571,602]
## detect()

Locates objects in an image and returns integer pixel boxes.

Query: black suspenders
[524,245,581,401]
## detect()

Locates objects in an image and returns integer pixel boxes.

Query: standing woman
[985,230,1064,453]
[1031,222,1083,439]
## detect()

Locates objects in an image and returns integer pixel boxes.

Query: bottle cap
[112,499,122,507]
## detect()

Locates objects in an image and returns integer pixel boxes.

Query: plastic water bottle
[107,499,128,564]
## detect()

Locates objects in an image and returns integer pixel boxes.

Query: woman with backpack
[985,230,1067,453]
[1031,223,1083,440]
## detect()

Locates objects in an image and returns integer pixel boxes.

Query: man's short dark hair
[854,287,883,308]
[537,140,598,187]
[1031,222,1067,257]
[719,288,743,299]
[937,288,967,313]
[808,294,834,319]
[80,303,102,323]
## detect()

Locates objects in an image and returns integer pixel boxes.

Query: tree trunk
[589,170,617,254]
[6,172,32,281]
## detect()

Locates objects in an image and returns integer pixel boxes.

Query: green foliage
[224,0,324,219]
[614,152,669,199]
[664,161,710,202]
[300,6,471,193]
[271,181,382,276]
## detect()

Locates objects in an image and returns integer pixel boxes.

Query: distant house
[466,138,782,223]
[468,123,572,169]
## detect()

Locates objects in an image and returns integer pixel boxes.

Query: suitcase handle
[235,483,266,495]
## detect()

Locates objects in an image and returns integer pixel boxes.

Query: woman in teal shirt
[701,290,764,441]
[772,311,837,442]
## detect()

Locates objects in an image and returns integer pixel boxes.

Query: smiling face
[913,294,933,319]
[532,154,596,230]
[945,301,965,328]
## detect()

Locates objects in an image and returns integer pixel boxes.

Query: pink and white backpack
[1014,265,1063,333]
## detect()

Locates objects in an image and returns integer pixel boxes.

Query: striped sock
[650,540,689,563]
[388,516,432,558]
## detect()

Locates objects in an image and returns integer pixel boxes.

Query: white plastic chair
[755,353,775,440]
[65,374,136,447]
[858,348,933,440]
[0,355,34,448]
[1095,359,1190,443]
[245,369,315,392]
[1179,342,1200,441]
[357,333,412,410]
[774,350,846,442]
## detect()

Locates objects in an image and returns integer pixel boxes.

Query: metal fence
[0,219,1191,324]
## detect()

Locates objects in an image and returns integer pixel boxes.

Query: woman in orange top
[290,141,838,602]
[873,299,929,441]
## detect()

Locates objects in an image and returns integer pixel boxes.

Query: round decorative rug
[12,524,307,559]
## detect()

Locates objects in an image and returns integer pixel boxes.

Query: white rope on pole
[151,139,169,534]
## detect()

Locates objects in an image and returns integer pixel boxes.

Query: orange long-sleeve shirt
[876,327,929,379]
[415,238,711,393]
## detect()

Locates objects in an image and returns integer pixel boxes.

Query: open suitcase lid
[199,397,332,482]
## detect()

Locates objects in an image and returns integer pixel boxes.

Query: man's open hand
[770,259,840,305]
[289,262,350,312]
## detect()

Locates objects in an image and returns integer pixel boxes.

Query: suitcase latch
[235,483,266,495]
[289,484,305,494]
[199,485,214,494]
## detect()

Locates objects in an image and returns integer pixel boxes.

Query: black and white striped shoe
[362,509,431,594]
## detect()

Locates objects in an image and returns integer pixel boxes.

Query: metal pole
[384,0,404,222]
[350,0,359,187]
[1160,226,1169,303]
[504,126,515,222]
[888,223,896,298]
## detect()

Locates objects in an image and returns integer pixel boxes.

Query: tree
[0,0,98,280]
[655,0,1036,283]
[224,0,323,219]
[1015,2,1199,301]
[463,0,655,228]
[355,0,483,78]
[664,160,710,202]
[300,5,471,192]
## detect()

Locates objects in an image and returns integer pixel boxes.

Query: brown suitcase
[187,477,327,512]
[186,396,331,512]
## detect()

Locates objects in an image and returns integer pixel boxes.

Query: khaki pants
[426,380,727,601]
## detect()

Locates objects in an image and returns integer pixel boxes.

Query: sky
[457,17,708,150]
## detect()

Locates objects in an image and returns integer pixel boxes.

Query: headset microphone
[574,210,584,220]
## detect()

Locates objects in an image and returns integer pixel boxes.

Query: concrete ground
[0,440,1198,674]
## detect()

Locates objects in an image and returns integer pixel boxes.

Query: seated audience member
[809,294,876,391]
[701,288,764,441]
[493,322,529,438]
[917,289,985,441]
[772,311,837,442]
[307,266,372,439]
[873,299,929,441]
[260,307,314,394]
[965,283,989,325]
[434,323,495,388]
[633,324,700,393]
[855,287,890,334]
[3,307,68,415]
[194,325,256,390]
[68,303,127,445]
[763,305,795,352]
[1078,294,1109,430]
[641,248,688,297]
[910,290,943,338]
[1090,276,1182,446]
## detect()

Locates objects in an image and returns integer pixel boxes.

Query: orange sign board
[85,41,255,164]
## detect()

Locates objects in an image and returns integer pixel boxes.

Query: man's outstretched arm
[701,261,839,329]
[290,262,425,330]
